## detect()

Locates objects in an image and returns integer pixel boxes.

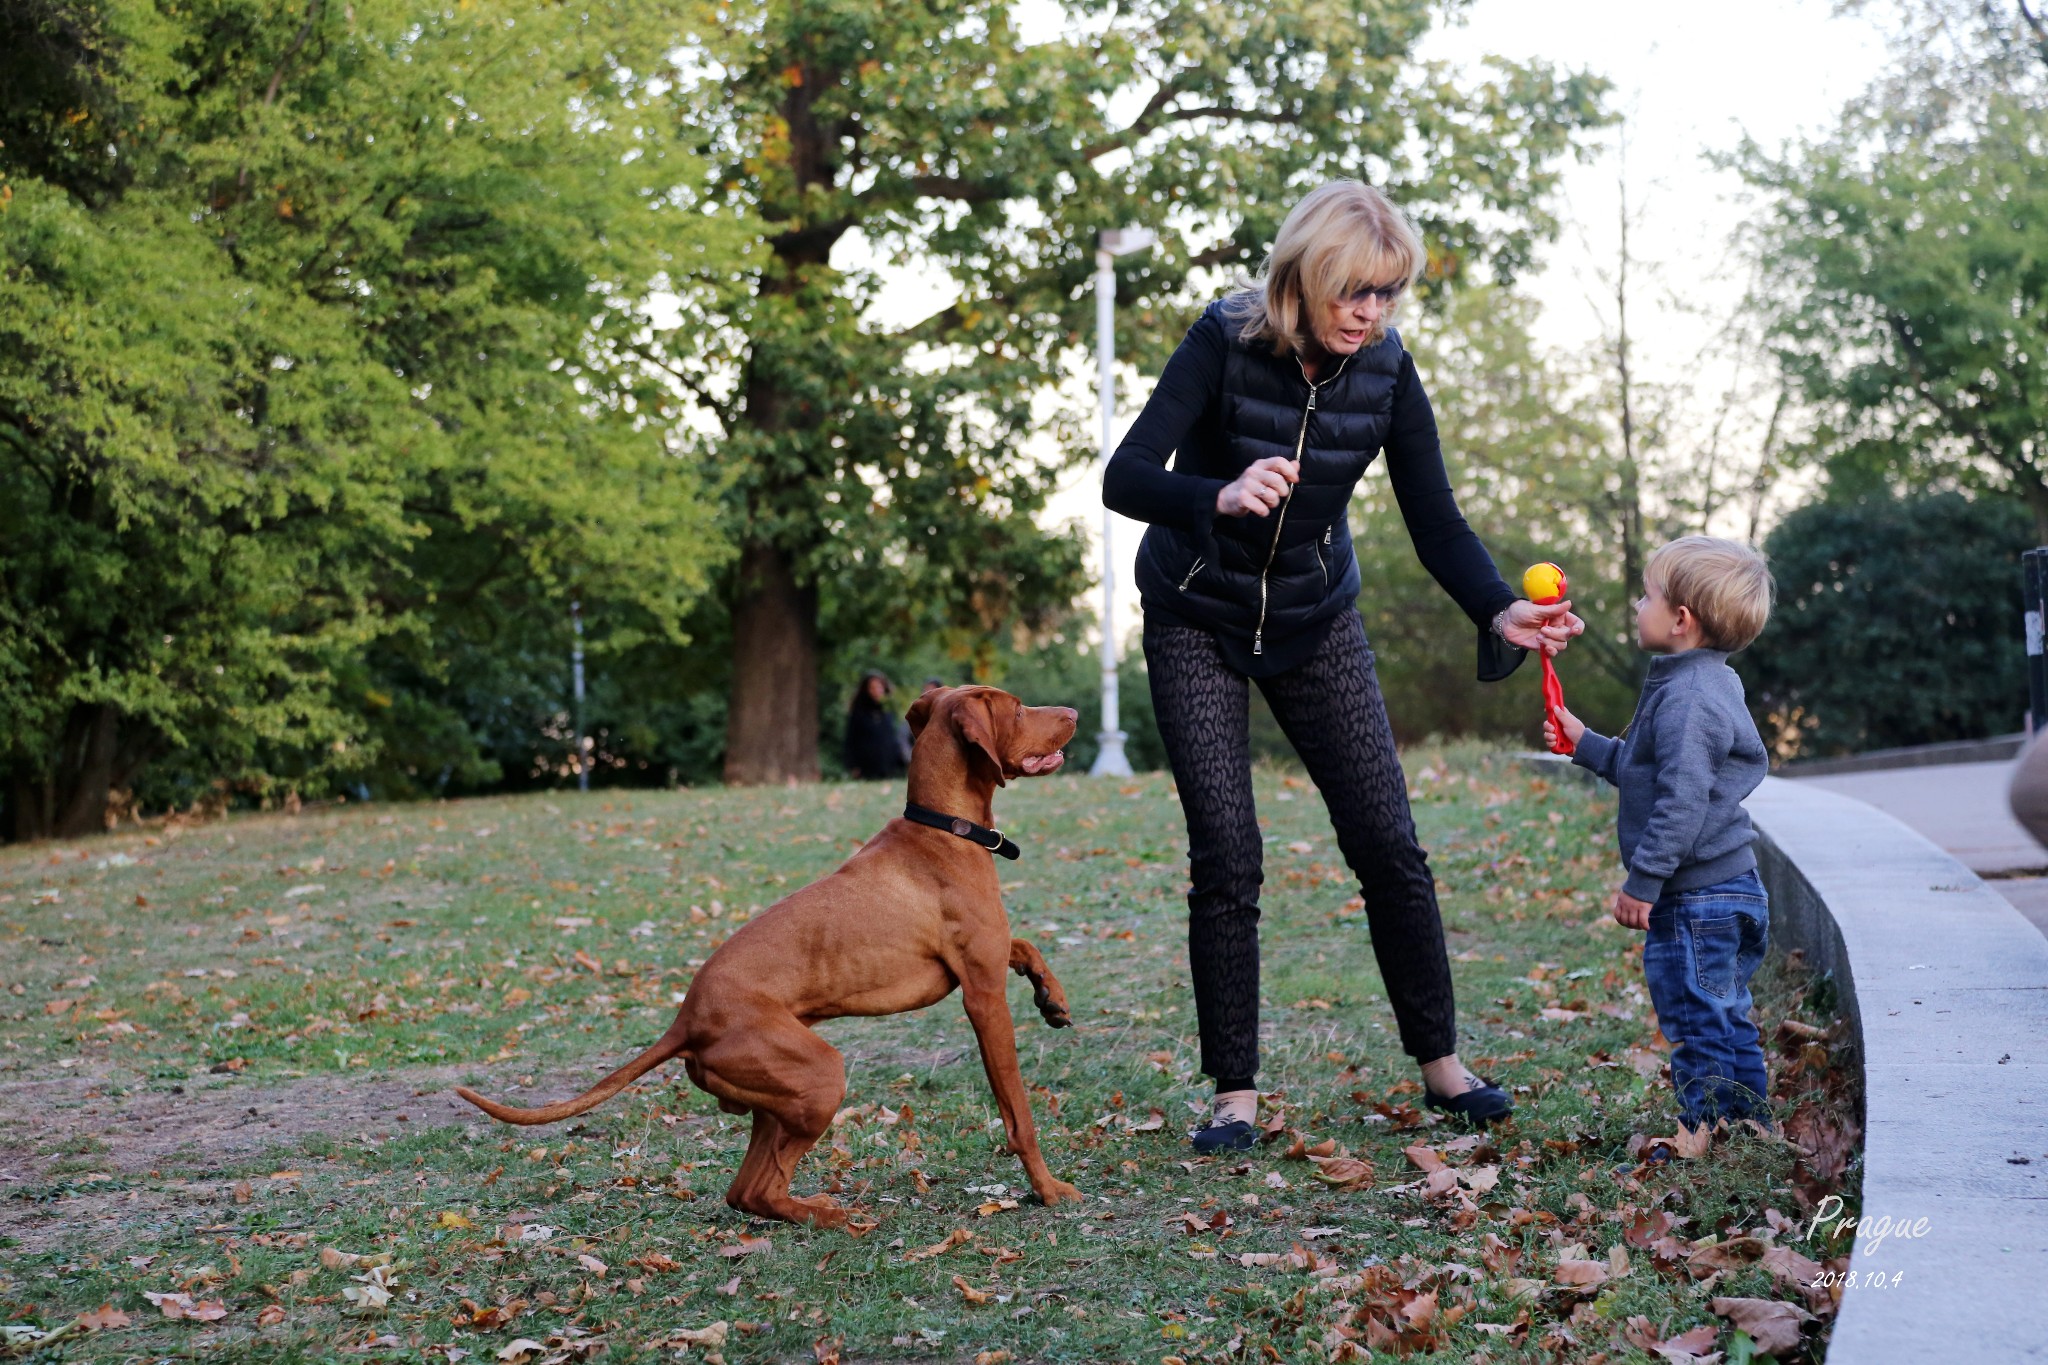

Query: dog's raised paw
[1034,1178,1084,1205]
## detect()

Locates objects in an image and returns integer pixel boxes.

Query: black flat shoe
[1423,1077,1514,1126]
[1189,1118,1257,1153]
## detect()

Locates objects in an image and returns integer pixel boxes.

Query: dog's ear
[956,692,1009,787]
[905,689,938,742]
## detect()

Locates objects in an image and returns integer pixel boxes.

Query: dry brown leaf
[1710,1297,1814,1356]
[75,1305,130,1331]
[717,1234,770,1258]
[497,1339,548,1364]
[974,1197,1020,1216]
[904,1228,974,1262]
[255,1304,287,1328]
[1653,1323,1724,1364]
[666,1321,730,1348]
[1553,1258,1609,1287]
[974,1352,1012,1365]
[1309,1155,1375,1191]
[1403,1144,1447,1172]
[951,1274,992,1304]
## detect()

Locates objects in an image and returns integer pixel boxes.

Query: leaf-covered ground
[0,747,1861,1363]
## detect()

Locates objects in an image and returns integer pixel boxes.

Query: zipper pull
[1253,631,1263,656]
[1323,527,1332,545]
[1178,557,1204,592]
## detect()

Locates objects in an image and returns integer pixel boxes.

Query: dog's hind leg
[694,1016,850,1228]
[1008,939,1073,1028]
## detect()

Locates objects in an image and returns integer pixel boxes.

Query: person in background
[843,672,910,780]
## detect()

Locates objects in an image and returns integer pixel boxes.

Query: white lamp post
[1090,226,1157,778]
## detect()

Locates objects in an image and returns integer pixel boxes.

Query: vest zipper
[1254,353,1351,656]
[1178,556,1206,592]
[1317,526,1331,589]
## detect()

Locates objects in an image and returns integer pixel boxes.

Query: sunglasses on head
[1340,280,1406,306]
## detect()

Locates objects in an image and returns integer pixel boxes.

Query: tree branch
[2020,0,2048,72]
[624,342,735,434]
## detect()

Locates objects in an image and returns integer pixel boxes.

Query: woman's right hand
[1216,457,1299,517]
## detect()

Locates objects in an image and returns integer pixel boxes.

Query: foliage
[1731,0,2048,535]
[0,755,1855,1361]
[1740,491,2031,757]
[660,0,1612,781]
[0,0,740,836]
[1350,285,1647,744]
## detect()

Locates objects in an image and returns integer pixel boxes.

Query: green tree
[1733,0,2048,535]
[656,0,1610,783]
[1740,492,2031,756]
[1350,284,1643,743]
[0,0,737,839]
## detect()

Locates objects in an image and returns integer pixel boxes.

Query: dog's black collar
[902,802,1020,860]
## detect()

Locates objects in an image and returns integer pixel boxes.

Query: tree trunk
[717,53,845,786]
[722,540,820,785]
[4,702,121,842]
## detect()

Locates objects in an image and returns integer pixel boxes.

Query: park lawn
[0,746,1859,1363]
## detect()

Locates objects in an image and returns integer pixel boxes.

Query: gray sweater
[1571,648,1768,903]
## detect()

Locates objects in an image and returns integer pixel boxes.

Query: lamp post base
[1090,730,1133,778]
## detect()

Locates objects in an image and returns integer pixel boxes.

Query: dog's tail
[454,1016,691,1126]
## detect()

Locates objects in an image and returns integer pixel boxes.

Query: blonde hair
[1223,181,1426,357]
[1645,536,1776,653]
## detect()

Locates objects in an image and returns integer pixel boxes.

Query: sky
[838,1,1899,665]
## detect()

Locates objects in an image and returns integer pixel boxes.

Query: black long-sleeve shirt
[1103,309,1524,679]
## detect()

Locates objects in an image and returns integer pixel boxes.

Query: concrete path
[1747,779,2048,1363]
[1797,757,2048,941]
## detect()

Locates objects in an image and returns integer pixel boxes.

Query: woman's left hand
[1500,599,1583,656]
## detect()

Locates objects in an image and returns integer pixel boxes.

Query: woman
[1103,181,1582,1150]
[842,672,911,780]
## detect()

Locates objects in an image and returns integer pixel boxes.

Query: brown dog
[455,686,1084,1227]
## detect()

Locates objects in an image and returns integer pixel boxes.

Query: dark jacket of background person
[1103,300,1523,681]
[842,679,911,780]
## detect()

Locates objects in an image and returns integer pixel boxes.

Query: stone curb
[1747,776,2048,1363]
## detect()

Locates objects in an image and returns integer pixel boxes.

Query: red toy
[1522,562,1573,755]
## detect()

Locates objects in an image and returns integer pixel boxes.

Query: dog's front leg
[1008,938,1072,1028]
[959,968,1082,1207]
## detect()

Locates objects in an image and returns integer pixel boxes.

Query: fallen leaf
[76,1304,130,1331]
[717,1234,770,1258]
[951,1274,991,1304]
[666,1321,730,1348]
[143,1292,229,1322]
[1554,1259,1609,1287]
[255,1304,287,1328]
[975,1197,1020,1216]
[1710,1297,1814,1356]
[905,1229,974,1262]
[497,1339,548,1364]
[437,1211,473,1229]
[576,1254,607,1276]
[1308,1155,1375,1191]
[1651,1322,1724,1364]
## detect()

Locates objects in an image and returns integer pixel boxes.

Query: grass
[0,744,1860,1363]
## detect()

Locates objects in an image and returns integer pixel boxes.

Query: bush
[1739,492,2032,757]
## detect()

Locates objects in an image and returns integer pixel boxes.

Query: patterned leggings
[1144,610,1459,1087]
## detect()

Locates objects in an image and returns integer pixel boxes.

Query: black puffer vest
[1134,302,1404,662]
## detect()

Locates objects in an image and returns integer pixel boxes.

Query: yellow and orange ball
[1521,562,1568,606]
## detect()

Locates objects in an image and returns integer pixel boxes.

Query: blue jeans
[1641,869,1772,1126]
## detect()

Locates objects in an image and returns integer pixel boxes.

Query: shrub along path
[1,748,1859,1362]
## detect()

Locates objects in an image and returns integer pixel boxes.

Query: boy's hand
[1611,889,1653,930]
[1543,704,1586,752]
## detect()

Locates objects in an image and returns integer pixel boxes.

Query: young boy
[1546,536,1776,1132]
